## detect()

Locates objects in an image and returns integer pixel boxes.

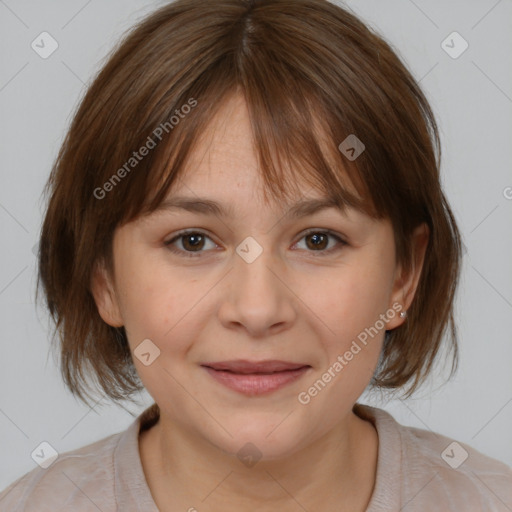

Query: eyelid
[164,227,348,257]
[164,228,220,255]
[299,228,348,245]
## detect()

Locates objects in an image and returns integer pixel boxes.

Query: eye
[165,230,217,258]
[164,228,347,258]
[293,229,347,256]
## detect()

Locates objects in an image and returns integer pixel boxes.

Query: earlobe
[387,222,430,330]
[90,259,124,328]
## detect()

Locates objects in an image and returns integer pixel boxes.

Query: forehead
[181,93,259,184]
[165,92,359,204]
[146,194,352,223]
[136,89,378,228]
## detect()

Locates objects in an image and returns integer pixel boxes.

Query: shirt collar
[114,403,160,511]
[354,403,402,511]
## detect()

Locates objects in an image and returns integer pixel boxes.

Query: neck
[139,405,378,512]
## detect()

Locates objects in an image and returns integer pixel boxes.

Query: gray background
[1,0,511,491]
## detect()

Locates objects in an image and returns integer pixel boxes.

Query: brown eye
[305,232,329,250]
[294,229,347,256]
[180,233,206,251]
[165,230,216,257]
[165,228,347,259]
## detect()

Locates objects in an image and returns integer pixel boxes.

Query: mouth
[201,359,310,373]
[200,360,311,395]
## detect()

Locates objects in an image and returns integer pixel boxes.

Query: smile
[201,365,311,395]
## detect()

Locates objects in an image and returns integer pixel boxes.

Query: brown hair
[36,0,462,407]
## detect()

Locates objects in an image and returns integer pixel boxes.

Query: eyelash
[164,228,347,258]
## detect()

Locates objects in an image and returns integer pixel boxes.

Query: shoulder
[358,404,512,511]
[399,425,512,511]
[0,430,123,512]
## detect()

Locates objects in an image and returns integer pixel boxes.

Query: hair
[36,0,462,408]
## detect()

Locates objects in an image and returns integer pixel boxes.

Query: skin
[91,92,428,512]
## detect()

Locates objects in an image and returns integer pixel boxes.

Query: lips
[201,359,310,374]
[201,360,311,395]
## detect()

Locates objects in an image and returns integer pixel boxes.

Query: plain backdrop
[1,0,511,491]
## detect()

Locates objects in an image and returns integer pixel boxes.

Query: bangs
[107,17,389,230]
[118,84,379,232]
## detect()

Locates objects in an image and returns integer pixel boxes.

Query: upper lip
[201,360,310,374]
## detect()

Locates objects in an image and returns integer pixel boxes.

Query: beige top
[1,403,511,511]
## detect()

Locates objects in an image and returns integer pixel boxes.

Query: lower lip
[202,366,311,395]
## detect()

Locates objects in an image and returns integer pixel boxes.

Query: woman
[1,0,511,510]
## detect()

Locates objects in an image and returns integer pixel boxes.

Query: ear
[90,259,124,328]
[386,222,429,330]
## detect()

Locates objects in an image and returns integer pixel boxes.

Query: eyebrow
[148,196,348,220]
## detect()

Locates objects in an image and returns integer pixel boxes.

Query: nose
[217,239,296,338]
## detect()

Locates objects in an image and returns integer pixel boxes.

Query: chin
[209,419,307,462]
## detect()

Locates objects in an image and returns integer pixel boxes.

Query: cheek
[116,269,202,399]
[299,271,387,414]
[116,258,212,358]
[305,254,394,387]
[319,263,394,338]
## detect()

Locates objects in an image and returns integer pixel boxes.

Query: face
[92,92,426,460]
